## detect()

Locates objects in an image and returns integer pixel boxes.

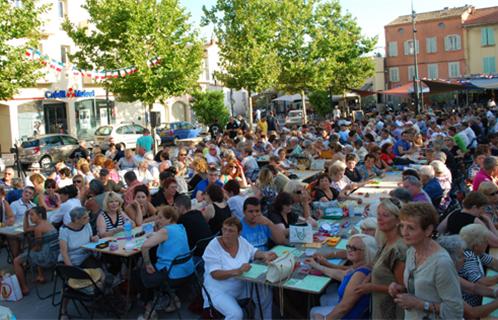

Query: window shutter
[481,28,488,46]
[456,35,461,50]
[490,58,497,73]
[404,41,409,55]
[483,57,490,74]
[444,36,449,51]
[489,28,496,46]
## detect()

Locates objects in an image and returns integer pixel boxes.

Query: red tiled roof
[386,6,471,26]
[463,6,498,26]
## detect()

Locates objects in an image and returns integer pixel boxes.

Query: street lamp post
[411,1,421,114]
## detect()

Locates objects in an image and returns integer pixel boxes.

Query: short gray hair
[69,207,88,223]
[483,156,497,172]
[359,217,378,231]
[403,175,422,188]
[418,165,435,179]
[437,235,465,266]
[389,188,412,203]
[430,160,446,175]
[432,151,447,164]
[460,223,490,249]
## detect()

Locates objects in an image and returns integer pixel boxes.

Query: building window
[483,56,497,74]
[438,22,445,29]
[60,45,70,64]
[426,37,437,53]
[444,35,461,51]
[398,28,404,34]
[481,27,496,47]
[428,64,438,79]
[58,0,67,18]
[203,57,209,81]
[407,66,416,80]
[388,41,398,57]
[448,62,460,78]
[389,67,400,82]
[404,40,419,55]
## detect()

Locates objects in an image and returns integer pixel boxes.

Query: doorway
[43,103,67,134]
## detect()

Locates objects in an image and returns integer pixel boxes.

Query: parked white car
[94,123,159,150]
[285,110,304,126]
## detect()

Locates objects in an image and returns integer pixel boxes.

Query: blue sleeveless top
[155,224,194,279]
[338,266,371,320]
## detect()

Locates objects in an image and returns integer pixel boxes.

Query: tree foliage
[190,90,229,127]
[202,0,281,126]
[63,0,203,106]
[0,0,45,100]
[309,90,331,118]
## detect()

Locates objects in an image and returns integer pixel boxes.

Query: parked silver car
[94,123,160,150]
[18,134,80,168]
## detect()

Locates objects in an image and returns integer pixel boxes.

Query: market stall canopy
[420,79,466,93]
[465,78,498,89]
[349,88,377,97]
[381,82,430,96]
[272,94,308,102]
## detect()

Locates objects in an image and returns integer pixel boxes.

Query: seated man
[402,176,431,204]
[224,180,247,221]
[191,167,223,201]
[418,165,443,207]
[174,194,212,257]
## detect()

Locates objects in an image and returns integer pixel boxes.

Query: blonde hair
[328,160,346,176]
[258,167,274,187]
[460,223,490,249]
[478,181,498,197]
[283,180,305,194]
[103,191,123,212]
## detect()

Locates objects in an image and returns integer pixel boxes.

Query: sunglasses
[295,190,303,195]
[179,154,187,156]
[490,191,498,196]
[346,245,363,252]
[73,180,83,184]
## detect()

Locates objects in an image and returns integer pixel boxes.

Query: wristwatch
[423,301,430,313]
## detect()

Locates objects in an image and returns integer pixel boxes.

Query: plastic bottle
[124,219,133,241]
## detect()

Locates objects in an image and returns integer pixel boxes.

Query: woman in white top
[203,217,277,320]
[134,160,156,186]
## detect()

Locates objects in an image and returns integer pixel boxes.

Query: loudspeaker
[150,111,161,127]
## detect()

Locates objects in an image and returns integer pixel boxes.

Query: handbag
[289,223,313,243]
[265,252,296,284]
[0,274,23,301]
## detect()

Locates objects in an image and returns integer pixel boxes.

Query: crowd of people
[2,103,498,319]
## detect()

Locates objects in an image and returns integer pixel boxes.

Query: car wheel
[40,156,52,169]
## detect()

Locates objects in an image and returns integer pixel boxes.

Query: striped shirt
[458,249,493,306]
[102,211,125,232]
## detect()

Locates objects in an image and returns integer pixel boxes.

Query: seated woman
[97,191,134,238]
[313,174,340,202]
[188,157,208,191]
[459,223,498,306]
[380,142,396,168]
[58,207,100,319]
[138,206,195,318]
[268,192,299,235]
[438,235,498,319]
[203,184,232,236]
[328,161,358,194]
[134,160,156,187]
[38,179,60,212]
[283,180,319,227]
[357,153,384,181]
[118,149,138,171]
[306,234,378,319]
[202,217,277,320]
[124,185,157,226]
[0,186,15,225]
[220,160,248,188]
[14,206,58,295]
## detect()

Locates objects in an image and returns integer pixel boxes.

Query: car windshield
[21,140,40,148]
[95,126,112,136]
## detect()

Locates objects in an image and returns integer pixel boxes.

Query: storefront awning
[420,79,466,93]
[381,82,430,96]
[349,88,377,97]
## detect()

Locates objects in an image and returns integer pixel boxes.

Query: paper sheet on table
[285,275,329,293]
[271,245,300,257]
[482,269,498,316]
[243,264,268,279]
[335,239,347,250]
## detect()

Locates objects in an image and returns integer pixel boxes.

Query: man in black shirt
[69,140,90,162]
[225,116,239,139]
[174,194,212,257]
[209,119,221,138]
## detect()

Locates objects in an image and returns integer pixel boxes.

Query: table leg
[125,257,132,316]
[254,283,264,320]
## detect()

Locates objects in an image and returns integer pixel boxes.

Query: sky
[180,0,498,54]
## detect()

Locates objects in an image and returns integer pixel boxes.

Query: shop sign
[44,88,96,99]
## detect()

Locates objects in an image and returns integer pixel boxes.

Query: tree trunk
[301,90,308,124]
[248,89,253,129]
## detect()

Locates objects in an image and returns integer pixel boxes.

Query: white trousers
[208,283,272,320]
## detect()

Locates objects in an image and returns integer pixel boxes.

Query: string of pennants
[24,48,160,80]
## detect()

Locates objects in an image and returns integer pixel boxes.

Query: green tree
[309,90,331,118]
[0,0,45,100]
[275,0,376,123]
[63,0,203,117]
[190,90,229,127]
[202,0,280,128]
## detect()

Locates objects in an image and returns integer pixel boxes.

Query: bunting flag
[24,48,161,80]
